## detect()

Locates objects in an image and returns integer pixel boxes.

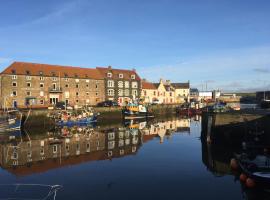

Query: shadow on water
[0,113,270,199]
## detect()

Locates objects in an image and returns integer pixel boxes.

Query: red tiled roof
[96,66,141,81]
[1,62,103,79]
[142,81,157,90]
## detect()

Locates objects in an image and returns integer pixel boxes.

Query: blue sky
[0,0,270,92]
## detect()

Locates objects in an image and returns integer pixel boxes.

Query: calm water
[0,116,268,200]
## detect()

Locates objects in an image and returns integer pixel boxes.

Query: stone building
[96,66,141,105]
[0,62,105,108]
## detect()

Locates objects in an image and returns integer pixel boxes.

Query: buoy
[230,158,238,170]
[246,178,256,188]
[239,173,247,182]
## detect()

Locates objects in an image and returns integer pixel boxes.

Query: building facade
[141,79,190,104]
[96,66,141,105]
[0,62,105,108]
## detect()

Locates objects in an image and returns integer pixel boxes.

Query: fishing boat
[235,152,270,184]
[0,109,23,132]
[122,102,154,119]
[52,108,98,127]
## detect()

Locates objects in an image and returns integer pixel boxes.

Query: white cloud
[138,45,270,92]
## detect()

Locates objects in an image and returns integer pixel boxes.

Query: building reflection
[0,117,192,176]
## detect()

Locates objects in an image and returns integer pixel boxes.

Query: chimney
[132,68,136,72]
[108,66,112,69]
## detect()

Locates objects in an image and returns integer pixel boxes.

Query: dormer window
[131,74,135,79]
[26,70,30,75]
[107,72,112,78]
[51,72,56,77]
[74,74,78,78]
[39,71,43,76]
[11,69,16,74]
[119,74,123,78]
[85,74,88,78]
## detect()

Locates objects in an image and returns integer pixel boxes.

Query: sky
[0,0,270,92]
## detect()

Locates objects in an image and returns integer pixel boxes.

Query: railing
[49,87,62,93]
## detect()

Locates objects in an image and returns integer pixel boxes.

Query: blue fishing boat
[53,108,98,127]
[56,114,98,126]
[0,110,23,132]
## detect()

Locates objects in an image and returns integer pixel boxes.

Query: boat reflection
[0,117,193,176]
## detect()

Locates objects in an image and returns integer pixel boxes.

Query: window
[125,81,129,88]
[107,72,112,78]
[86,84,89,88]
[95,84,98,89]
[108,80,114,87]
[52,77,57,81]
[132,82,138,88]
[118,81,123,88]
[40,91,44,96]
[39,71,43,76]
[76,99,79,103]
[132,90,138,96]
[12,82,17,87]
[11,69,16,74]
[144,90,147,96]
[86,92,89,95]
[64,78,69,81]
[108,89,114,96]
[86,79,90,83]
[131,74,135,79]
[40,99,44,105]
[26,76,31,80]
[26,91,31,96]
[154,91,156,95]
[65,92,69,98]
[26,70,30,75]
[27,82,31,87]
[118,89,123,96]
[76,92,79,96]
[53,145,57,153]
[170,92,172,97]
[40,76,44,81]
[119,74,123,78]
[12,91,17,96]
[65,84,69,88]
[96,92,98,96]
[76,84,79,88]
[12,75,17,80]
[40,83,44,88]
[125,89,129,96]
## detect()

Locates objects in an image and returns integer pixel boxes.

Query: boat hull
[56,115,97,127]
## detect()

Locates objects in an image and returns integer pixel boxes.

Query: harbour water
[0,115,269,199]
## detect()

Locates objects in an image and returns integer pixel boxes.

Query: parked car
[97,100,119,107]
[55,102,73,110]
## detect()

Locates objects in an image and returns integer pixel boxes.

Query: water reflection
[0,117,194,177]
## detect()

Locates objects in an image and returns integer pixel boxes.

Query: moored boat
[122,102,154,119]
[0,109,23,132]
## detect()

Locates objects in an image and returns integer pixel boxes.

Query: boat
[260,99,270,109]
[53,108,98,127]
[0,109,23,132]
[176,102,202,115]
[122,102,154,119]
[235,152,270,184]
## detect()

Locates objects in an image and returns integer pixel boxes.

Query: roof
[142,81,157,90]
[1,62,103,80]
[96,66,141,81]
[171,82,190,89]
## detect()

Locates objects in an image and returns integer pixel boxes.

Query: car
[55,102,73,110]
[97,100,119,107]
